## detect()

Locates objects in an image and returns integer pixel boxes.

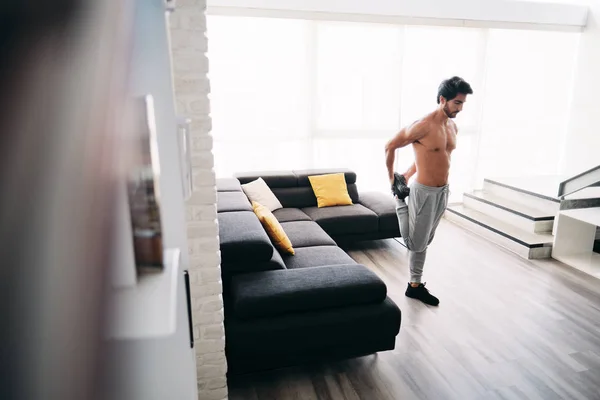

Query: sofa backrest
[234,168,359,209]
[215,178,286,278]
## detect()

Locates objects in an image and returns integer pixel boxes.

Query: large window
[207,16,579,201]
[207,17,311,175]
[476,29,579,182]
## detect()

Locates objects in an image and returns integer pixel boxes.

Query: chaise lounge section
[216,169,402,375]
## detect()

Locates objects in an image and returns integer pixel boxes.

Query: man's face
[442,93,467,119]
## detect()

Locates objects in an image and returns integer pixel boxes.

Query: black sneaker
[392,172,410,200]
[405,283,439,306]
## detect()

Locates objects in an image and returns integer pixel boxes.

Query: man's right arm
[403,162,417,182]
[384,121,427,183]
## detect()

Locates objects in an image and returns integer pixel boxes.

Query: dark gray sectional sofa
[216,169,402,375]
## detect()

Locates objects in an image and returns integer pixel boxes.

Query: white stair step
[483,179,561,214]
[463,191,556,233]
[445,205,553,259]
[466,190,557,219]
[486,176,565,199]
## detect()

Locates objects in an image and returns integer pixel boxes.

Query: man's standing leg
[402,184,449,306]
[426,187,449,246]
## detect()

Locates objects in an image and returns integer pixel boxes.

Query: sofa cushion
[216,178,242,192]
[272,208,311,223]
[302,204,378,236]
[217,191,252,213]
[241,178,283,212]
[231,264,387,320]
[280,221,336,248]
[252,201,295,255]
[346,183,360,204]
[295,169,359,203]
[218,211,273,264]
[359,191,400,232]
[308,173,353,208]
[295,168,357,186]
[235,171,297,188]
[225,297,401,360]
[283,245,355,269]
[272,187,317,209]
[221,244,286,278]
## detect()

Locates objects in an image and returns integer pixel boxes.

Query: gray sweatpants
[395,182,449,283]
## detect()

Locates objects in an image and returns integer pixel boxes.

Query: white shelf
[106,248,181,340]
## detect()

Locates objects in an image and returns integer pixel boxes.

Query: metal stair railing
[558,165,600,198]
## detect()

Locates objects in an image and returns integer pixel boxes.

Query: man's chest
[420,126,457,152]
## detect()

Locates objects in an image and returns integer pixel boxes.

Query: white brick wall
[168,2,228,399]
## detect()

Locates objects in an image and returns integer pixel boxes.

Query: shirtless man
[385,76,473,306]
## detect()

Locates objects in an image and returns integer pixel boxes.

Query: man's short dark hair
[437,76,473,104]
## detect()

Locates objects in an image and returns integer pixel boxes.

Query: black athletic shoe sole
[405,284,440,306]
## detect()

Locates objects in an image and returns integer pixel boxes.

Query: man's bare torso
[410,113,457,187]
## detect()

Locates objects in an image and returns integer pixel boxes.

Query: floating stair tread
[485,177,562,202]
[559,207,600,226]
[467,190,557,220]
[486,176,600,201]
[447,205,554,247]
[564,186,600,200]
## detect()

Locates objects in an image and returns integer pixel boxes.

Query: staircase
[444,175,600,262]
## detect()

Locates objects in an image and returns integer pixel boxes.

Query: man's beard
[443,105,457,118]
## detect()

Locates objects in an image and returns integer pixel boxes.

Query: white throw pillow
[241,178,283,212]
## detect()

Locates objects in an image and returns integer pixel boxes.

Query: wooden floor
[228,220,600,400]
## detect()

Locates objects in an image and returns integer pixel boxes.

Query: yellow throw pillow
[252,202,295,255]
[308,173,353,208]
